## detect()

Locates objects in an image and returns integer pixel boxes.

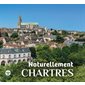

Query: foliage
[29,47,37,58]
[2,32,9,37]
[0,41,3,48]
[75,38,85,42]
[55,35,64,43]
[0,44,85,82]
[11,32,18,38]
[62,30,69,37]
[66,65,85,82]
[51,30,59,35]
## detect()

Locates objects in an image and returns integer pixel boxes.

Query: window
[23,59,25,61]
[1,55,5,59]
[28,53,31,56]
[1,61,5,66]
[23,54,25,57]
[14,55,16,58]
[8,60,12,63]
[13,60,16,63]
[18,59,21,62]
[9,55,11,58]
[28,53,29,57]
[19,54,21,58]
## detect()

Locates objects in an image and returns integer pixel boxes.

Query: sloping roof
[21,22,38,25]
[0,48,30,54]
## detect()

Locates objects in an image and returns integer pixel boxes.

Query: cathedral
[17,16,39,29]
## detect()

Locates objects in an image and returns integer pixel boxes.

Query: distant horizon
[0,27,85,32]
[0,4,84,31]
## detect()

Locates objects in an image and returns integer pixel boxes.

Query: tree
[70,43,81,53]
[29,47,37,58]
[62,30,68,37]
[66,65,85,82]
[11,32,18,38]
[2,32,9,37]
[55,35,64,43]
[69,48,85,66]
[59,46,70,63]
[51,30,59,35]
[0,41,3,48]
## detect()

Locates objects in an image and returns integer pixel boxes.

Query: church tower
[17,16,22,28]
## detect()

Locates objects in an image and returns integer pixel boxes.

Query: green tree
[66,65,85,82]
[59,46,70,63]
[70,43,81,53]
[0,41,3,48]
[29,47,37,58]
[11,32,18,38]
[51,30,59,35]
[3,32,9,37]
[55,35,64,43]
[69,48,85,66]
[62,30,68,37]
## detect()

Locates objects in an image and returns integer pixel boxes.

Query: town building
[0,48,32,66]
[64,39,84,46]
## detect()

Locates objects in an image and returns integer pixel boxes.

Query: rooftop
[0,48,30,54]
[21,22,38,25]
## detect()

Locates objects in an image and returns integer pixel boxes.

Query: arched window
[18,59,21,63]
[1,61,5,66]
[23,59,25,61]
[8,60,12,63]
[13,60,16,64]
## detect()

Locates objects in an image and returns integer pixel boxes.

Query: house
[0,37,6,44]
[64,40,84,46]
[44,35,56,42]
[49,42,57,48]
[3,43,25,48]
[0,48,32,66]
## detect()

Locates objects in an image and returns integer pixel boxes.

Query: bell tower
[17,16,22,28]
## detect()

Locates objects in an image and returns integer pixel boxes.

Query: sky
[0,4,85,31]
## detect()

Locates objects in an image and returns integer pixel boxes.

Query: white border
[0,0,85,85]
[0,82,85,85]
[0,0,84,4]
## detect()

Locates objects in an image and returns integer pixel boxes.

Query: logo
[5,70,11,76]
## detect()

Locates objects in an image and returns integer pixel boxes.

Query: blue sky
[0,4,84,31]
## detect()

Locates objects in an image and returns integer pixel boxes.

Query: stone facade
[0,48,32,66]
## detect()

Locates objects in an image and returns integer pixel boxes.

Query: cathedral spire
[17,16,22,28]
